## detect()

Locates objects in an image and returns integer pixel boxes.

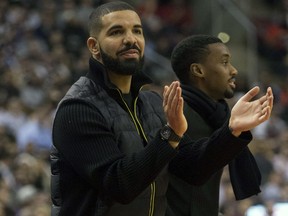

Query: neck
[107,71,132,93]
[194,83,218,102]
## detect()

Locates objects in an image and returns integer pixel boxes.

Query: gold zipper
[148,182,156,216]
[117,89,156,216]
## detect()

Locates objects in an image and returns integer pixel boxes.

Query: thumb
[239,86,260,102]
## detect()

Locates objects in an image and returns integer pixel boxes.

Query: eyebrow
[222,53,231,58]
[108,24,143,31]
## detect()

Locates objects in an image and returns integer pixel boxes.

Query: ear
[87,37,101,60]
[190,63,205,78]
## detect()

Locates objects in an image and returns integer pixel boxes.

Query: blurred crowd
[0,0,287,215]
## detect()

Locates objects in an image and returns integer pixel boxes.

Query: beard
[100,47,144,75]
[224,89,234,99]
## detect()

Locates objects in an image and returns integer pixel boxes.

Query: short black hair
[88,1,136,36]
[171,35,223,84]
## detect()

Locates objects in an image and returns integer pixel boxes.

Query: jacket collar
[86,57,152,95]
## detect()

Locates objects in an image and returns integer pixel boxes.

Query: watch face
[161,125,182,142]
[161,126,171,140]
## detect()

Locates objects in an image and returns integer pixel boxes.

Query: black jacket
[51,58,180,216]
[166,85,261,216]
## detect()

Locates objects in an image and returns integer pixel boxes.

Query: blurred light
[217,32,230,43]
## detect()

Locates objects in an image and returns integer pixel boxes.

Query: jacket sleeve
[168,120,253,185]
[52,99,177,204]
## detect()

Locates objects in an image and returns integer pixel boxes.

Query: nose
[230,65,238,75]
[123,31,137,46]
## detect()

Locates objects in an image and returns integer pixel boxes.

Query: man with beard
[166,34,269,216]
[50,2,274,216]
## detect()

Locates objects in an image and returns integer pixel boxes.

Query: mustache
[117,44,141,55]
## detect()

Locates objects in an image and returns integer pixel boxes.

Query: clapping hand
[163,81,187,138]
[229,86,274,136]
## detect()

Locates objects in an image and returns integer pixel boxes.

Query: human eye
[109,29,123,36]
[222,58,230,66]
[133,27,143,35]
[108,27,123,36]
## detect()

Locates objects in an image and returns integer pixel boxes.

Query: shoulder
[139,90,163,107]
[139,89,162,100]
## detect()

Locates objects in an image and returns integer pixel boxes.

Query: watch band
[160,124,182,142]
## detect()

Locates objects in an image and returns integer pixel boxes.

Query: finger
[262,100,269,109]
[163,82,178,115]
[163,82,176,105]
[166,83,177,107]
[163,85,169,107]
[267,87,274,110]
[258,106,271,122]
[258,87,274,111]
[175,87,183,114]
[267,87,273,96]
[239,86,260,102]
[258,94,269,105]
[170,86,181,111]
[167,82,180,107]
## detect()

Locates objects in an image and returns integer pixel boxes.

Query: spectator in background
[166,34,273,216]
[16,103,54,154]
[0,98,26,138]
